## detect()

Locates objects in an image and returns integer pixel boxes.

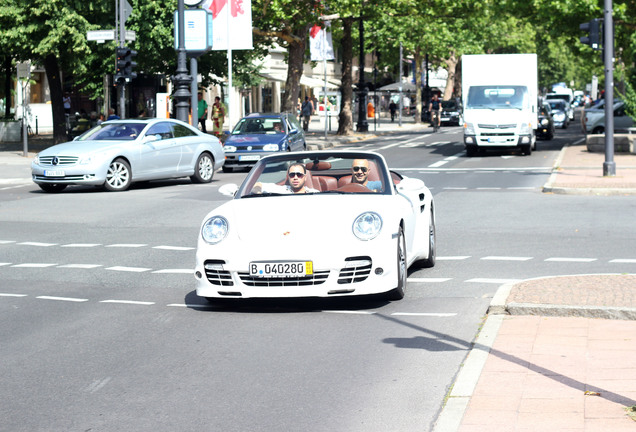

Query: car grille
[478,123,516,129]
[38,156,79,166]
[338,257,372,284]
[237,270,330,287]
[33,174,88,181]
[204,260,234,286]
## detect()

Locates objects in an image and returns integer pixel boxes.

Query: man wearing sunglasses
[351,159,382,192]
[252,163,318,194]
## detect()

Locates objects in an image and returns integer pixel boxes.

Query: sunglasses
[288,172,305,178]
[352,166,368,173]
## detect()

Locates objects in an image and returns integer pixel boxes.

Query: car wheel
[386,227,407,301]
[38,183,67,193]
[191,152,214,183]
[104,158,131,191]
[466,145,477,157]
[521,144,532,155]
[592,126,604,134]
[419,208,436,268]
[222,166,233,173]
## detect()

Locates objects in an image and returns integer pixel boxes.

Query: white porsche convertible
[194,151,435,301]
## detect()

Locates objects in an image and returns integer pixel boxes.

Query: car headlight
[79,155,93,165]
[540,119,549,126]
[353,212,382,241]
[263,143,279,152]
[201,216,229,244]
[464,122,475,135]
[224,145,237,152]
[520,122,532,134]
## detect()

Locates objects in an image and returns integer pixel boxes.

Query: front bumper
[31,162,106,186]
[223,151,276,169]
[464,134,532,147]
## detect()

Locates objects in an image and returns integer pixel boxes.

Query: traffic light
[580,18,602,50]
[124,49,137,80]
[114,46,137,83]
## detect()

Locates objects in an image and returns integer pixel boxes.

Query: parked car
[536,101,555,140]
[31,118,225,192]
[222,112,306,172]
[583,100,634,134]
[547,100,570,129]
[440,99,463,126]
[195,150,436,302]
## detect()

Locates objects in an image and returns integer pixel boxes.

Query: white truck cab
[462,54,538,156]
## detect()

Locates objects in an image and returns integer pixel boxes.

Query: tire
[386,227,407,301]
[222,166,233,173]
[191,152,214,183]
[592,126,604,134]
[419,209,436,268]
[104,158,132,191]
[466,145,477,157]
[521,144,532,156]
[38,183,67,193]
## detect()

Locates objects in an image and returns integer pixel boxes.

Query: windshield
[232,117,286,135]
[442,101,458,110]
[78,123,146,141]
[548,101,565,111]
[237,153,392,197]
[466,86,529,109]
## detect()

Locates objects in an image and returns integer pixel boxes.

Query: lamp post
[356,7,368,132]
[173,0,192,122]
[602,0,616,176]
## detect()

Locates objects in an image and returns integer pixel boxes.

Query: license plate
[441,117,450,122]
[44,170,65,177]
[249,261,313,278]
[488,137,507,143]
[239,155,260,161]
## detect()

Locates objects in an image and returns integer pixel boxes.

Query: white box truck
[462,54,538,156]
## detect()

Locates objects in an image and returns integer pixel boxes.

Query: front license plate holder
[239,155,261,161]
[44,170,65,177]
[249,261,313,278]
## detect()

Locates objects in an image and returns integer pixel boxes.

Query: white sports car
[194,151,436,301]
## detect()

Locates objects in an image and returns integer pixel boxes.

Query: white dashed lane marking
[106,266,152,272]
[36,296,89,302]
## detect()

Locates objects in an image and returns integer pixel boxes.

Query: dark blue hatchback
[222,113,307,172]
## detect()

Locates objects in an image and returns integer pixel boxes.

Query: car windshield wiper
[243,192,285,198]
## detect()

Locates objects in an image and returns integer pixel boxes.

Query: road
[2,120,635,431]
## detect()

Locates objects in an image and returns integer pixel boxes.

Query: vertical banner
[309,22,335,61]
[202,0,253,50]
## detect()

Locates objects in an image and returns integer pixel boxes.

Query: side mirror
[397,177,425,192]
[144,134,161,143]
[289,128,299,135]
[219,183,238,197]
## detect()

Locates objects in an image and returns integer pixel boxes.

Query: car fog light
[195,271,202,279]
[375,268,383,275]
[521,136,530,144]
[465,136,474,144]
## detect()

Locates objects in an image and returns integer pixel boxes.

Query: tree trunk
[43,54,67,143]
[443,51,458,100]
[414,49,422,124]
[282,26,309,113]
[337,18,354,135]
[3,56,11,118]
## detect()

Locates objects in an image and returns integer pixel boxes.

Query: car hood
[37,140,130,156]
[225,134,285,146]
[206,194,396,244]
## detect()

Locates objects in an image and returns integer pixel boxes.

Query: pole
[174,0,192,122]
[603,0,616,176]
[191,57,198,127]
[399,42,403,127]
[22,80,28,157]
[323,27,328,140]
[356,4,368,132]
[226,2,232,133]
[118,0,126,118]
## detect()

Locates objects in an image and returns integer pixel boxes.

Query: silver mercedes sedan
[31,118,225,192]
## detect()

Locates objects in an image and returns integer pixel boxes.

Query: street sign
[87,30,116,42]
[123,0,133,23]
[16,62,30,79]
[125,30,136,42]
[173,9,213,53]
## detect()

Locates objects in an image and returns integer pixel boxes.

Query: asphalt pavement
[2,118,636,431]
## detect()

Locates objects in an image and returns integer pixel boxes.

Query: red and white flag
[309,22,334,61]
[202,0,253,50]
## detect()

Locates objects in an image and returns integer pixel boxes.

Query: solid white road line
[100,300,155,305]
[18,242,57,247]
[105,266,152,272]
[407,277,452,283]
[152,246,195,251]
[151,269,193,274]
[465,278,523,284]
[36,296,89,302]
[545,257,597,262]
[481,256,533,261]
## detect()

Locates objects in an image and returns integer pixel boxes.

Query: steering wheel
[335,183,370,193]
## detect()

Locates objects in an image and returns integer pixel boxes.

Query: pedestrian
[198,93,208,133]
[211,96,226,138]
[301,96,314,132]
[106,108,119,120]
[63,94,71,115]
[389,100,397,122]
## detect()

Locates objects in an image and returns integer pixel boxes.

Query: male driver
[252,163,318,194]
[351,159,382,192]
